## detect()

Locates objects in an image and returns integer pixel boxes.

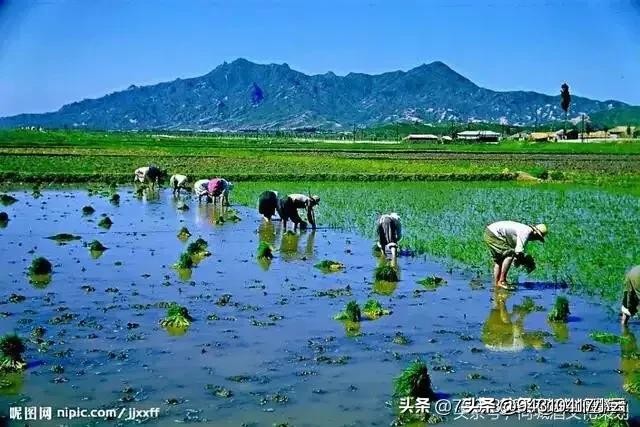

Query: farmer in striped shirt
[376,213,402,263]
[483,220,548,289]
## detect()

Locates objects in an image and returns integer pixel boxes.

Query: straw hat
[531,223,548,241]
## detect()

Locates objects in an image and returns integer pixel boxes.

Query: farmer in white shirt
[484,220,548,289]
[280,193,320,231]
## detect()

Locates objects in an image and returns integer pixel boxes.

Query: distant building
[608,126,636,139]
[510,132,530,141]
[578,130,610,140]
[403,134,440,142]
[456,130,500,142]
[530,132,557,142]
[555,129,579,140]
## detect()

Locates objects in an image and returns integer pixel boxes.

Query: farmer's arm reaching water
[306,203,316,230]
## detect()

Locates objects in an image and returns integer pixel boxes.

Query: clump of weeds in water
[417,275,446,291]
[374,263,398,282]
[0,194,17,206]
[29,257,52,275]
[548,296,570,323]
[177,227,191,241]
[110,194,120,205]
[362,299,392,320]
[81,205,95,215]
[0,334,26,372]
[186,238,210,257]
[315,259,344,273]
[87,240,107,252]
[334,301,361,322]
[392,332,411,345]
[392,360,439,424]
[160,303,193,329]
[98,216,113,229]
[31,188,42,199]
[257,242,273,260]
[46,233,81,244]
[174,252,194,270]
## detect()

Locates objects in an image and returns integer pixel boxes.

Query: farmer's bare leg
[498,256,514,285]
[493,263,501,287]
[622,313,630,326]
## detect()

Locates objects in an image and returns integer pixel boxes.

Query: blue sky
[0,0,638,117]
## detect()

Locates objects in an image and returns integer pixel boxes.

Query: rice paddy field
[1,130,640,426]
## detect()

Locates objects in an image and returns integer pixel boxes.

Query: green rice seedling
[88,240,107,252]
[46,233,81,243]
[417,275,446,290]
[374,263,398,282]
[343,320,362,337]
[0,194,17,206]
[590,331,630,345]
[98,216,113,228]
[362,299,392,320]
[514,254,536,273]
[589,416,629,427]
[514,296,544,314]
[334,301,361,322]
[174,252,194,270]
[315,259,345,272]
[186,238,209,256]
[0,334,26,372]
[257,242,273,260]
[624,372,640,395]
[392,332,411,345]
[81,205,95,215]
[0,212,9,224]
[31,189,42,199]
[177,227,191,240]
[548,296,570,323]
[29,257,52,275]
[110,193,120,205]
[393,359,435,400]
[159,303,193,329]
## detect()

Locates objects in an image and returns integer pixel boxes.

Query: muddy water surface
[0,188,637,426]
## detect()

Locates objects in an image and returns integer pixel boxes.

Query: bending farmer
[208,178,232,206]
[621,265,640,325]
[376,213,402,261]
[258,190,280,222]
[280,194,320,231]
[484,220,547,289]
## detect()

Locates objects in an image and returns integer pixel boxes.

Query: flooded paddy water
[0,187,638,426]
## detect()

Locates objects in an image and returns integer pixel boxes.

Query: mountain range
[0,58,634,131]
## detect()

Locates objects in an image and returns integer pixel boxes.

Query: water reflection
[621,327,640,394]
[481,290,548,352]
[279,230,315,262]
[29,273,52,289]
[0,372,24,396]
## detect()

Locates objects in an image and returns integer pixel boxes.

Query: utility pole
[353,124,356,142]
[581,114,585,143]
